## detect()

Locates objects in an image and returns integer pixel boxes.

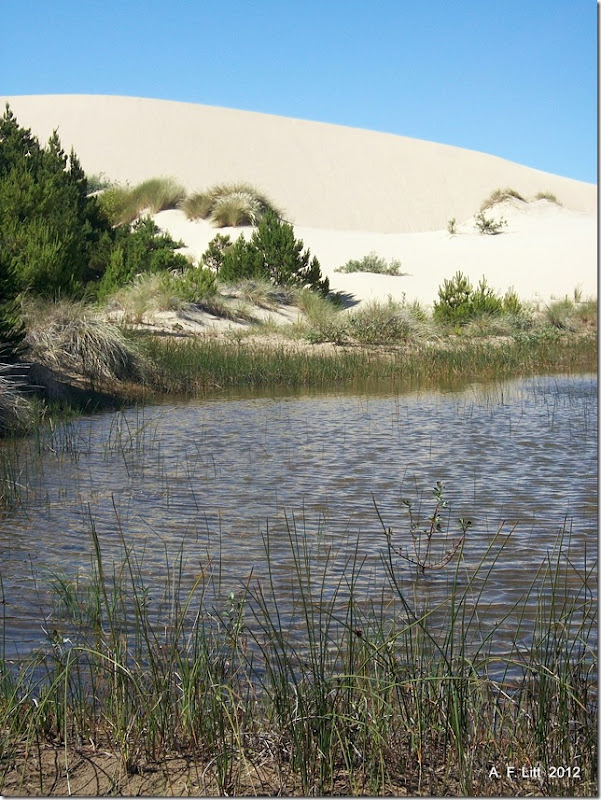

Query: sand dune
[1,94,596,305]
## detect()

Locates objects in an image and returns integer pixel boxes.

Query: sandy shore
[2,94,596,306]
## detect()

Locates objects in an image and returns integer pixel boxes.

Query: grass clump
[480,187,527,211]
[0,499,595,796]
[535,191,562,205]
[23,298,148,384]
[0,366,33,435]
[182,182,281,227]
[335,252,405,276]
[98,177,186,226]
[346,298,428,345]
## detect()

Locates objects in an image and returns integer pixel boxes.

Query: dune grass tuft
[23,298,148,384]
[98,177,186,226]
[182,182,281,227]
[480,187,527,211]
[535,191,562,205]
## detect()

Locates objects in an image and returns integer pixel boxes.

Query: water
[1,373,597,667]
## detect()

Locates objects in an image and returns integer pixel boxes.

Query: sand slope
[1,94,596,305]
[1,94,596,233]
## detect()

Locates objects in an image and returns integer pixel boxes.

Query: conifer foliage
[219,211,329,295]
[0,105,113,299]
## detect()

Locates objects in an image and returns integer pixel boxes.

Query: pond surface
[1,373,597,667]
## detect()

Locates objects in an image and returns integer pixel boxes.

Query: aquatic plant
[0,502,595,796]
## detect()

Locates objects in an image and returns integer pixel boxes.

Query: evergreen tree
[0,104,114,298]
[219,212,329,294]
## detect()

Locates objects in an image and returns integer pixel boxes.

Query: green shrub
[96,218,188,300]
[474,211,507,235]
[0,105,113,303]
[335,252,404,276]
[218,212,329,295]
[163,266,217,303]
[200,234,233,272]
[433,272,519,325]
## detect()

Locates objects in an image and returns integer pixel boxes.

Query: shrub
[0,105,113,301]
[182,182,281,227]
[163,266,217,303]
[480,187,526,211]
[200,234,233,272]
[447,218,457,234]
[96,218,188,300]
[335,252,404,276]
[433,272,519,325]
[218,212,329,295]
[474,211,507,235]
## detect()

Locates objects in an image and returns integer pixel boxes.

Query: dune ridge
[1,94,595,234]
[1,94,596,305]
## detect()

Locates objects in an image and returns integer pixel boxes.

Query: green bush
[433,272,520,325]
[96,218,188,300]
[474,212,507,235]
[0,105,113,302]
[335,252,404,276]
[163,266,217,303]
[200,234,233,272]
[218,212,329,295]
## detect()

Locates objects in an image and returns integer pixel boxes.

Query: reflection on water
[1,374,597,664]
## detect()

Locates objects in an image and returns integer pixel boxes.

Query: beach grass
[181,182,281,227]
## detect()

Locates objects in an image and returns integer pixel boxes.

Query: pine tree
[219,212,329,294]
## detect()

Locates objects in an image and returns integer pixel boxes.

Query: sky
[3,0,597,183]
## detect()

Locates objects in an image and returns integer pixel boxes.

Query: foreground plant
[23,298,148,384]
[0,497,595,796]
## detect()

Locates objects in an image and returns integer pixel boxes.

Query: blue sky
[3,0,597,183]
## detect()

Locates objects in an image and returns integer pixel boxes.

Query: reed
[138,333,597,397]
[0,500,595,796]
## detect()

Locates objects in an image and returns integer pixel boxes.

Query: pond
[1,373,597,672]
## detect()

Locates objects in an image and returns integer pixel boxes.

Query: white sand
[2,94,596,306]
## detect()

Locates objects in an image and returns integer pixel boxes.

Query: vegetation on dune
[210,211,329,295]
[480,186,527,211]
[98,176,186,226]
[23,298,148,384]
[181,181,281,227]
[335,251,405,275]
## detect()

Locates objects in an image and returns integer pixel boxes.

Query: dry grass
[182,182,281,227]
[480,187,527,211]
[23,299,148,383]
